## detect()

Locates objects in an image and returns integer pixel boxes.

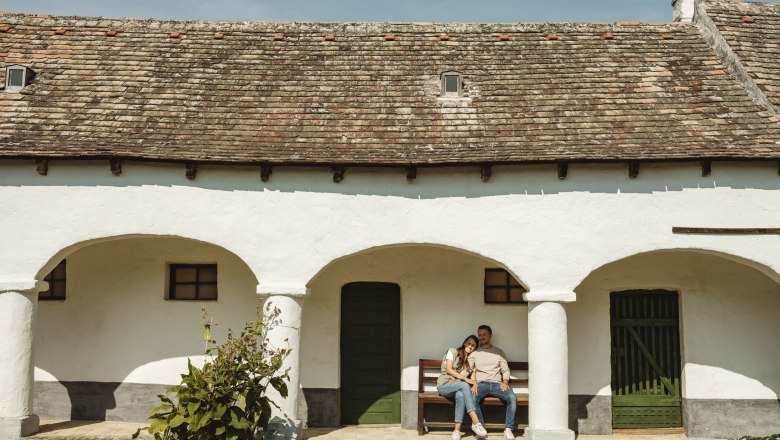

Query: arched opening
[300,244,529,430]
[568,249,780,437]
[33,235,259,422]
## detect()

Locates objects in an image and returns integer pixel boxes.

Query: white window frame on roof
[5,65,33,92]
[441,71,463,98]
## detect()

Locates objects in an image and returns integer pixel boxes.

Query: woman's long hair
[455,335,479,372]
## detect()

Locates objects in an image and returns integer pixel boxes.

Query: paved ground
[27,420,698,440]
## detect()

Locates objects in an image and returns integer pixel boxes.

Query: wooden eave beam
[673,227,779,234]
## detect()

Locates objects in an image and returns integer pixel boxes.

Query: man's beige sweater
[467,345,510,383]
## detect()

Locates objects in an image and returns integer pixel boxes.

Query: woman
[437,335,488,440]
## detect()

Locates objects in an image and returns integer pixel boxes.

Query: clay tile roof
[703,0,780,108]
[0,13,779,165]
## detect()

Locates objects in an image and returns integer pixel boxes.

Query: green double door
[340,282,401,424]
[610,290,682,429]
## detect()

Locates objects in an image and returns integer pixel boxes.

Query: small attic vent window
[5,65,33,92]
[441,71,462,97]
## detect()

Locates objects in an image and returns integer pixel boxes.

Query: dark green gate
[340,282,401,424]
[610,290,682,429]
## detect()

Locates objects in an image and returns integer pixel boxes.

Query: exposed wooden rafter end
[481,164,492,182]
[109,159,122,176]
[260,164,273,182]
[700,159,712,177]
[406,165,417,183]
[332,165,345,183]
[36,158,48,176]
[628,161,640,179]
[557,162,568,180]
[185,163,197,180]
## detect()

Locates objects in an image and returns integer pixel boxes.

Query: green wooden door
[341,282,401,424]
[610,290,682,429]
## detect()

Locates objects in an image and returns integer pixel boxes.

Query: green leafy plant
[133,302,290,440]
[732,435,780,440]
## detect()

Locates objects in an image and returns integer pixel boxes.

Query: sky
[4,0,676,23]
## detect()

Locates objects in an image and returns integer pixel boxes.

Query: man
[468,324,516,440]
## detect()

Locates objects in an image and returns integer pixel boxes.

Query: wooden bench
[417,359,530,435]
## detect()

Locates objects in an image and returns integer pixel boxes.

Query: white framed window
[441,71,463,97]
[5,65,33,92]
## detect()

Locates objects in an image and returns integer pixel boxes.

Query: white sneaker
[472,423,487,438]
[451,430,462,440]
[504,427,515,439]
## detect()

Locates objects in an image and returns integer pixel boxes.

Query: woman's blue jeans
[437,381,477,423]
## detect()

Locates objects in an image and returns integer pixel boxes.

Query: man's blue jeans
[473,382,516,428]
[437,381,477,423]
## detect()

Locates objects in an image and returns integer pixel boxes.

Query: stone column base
[525,427,575,440]
[0,414,39,438]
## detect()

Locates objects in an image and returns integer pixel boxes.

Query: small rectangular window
[484,268,527,304]
[169,264,218,300]
[39,260,67,301]
[444,75,459,93]
[441,71,462,97]
[8,68,24,87]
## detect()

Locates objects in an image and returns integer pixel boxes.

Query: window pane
[485,287,507,303]
[509,288,526,303]
[53,262,67,279]
[52,281,66,298]
[484,270,507,286]
[8,69,24,87]
[199,284,218,300]
[509,275,522,287]
[199,267,217,283]
[175,268,197,283]
[444,75,459,93]
[174,284,197,300]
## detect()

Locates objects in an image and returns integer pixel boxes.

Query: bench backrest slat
[418,359,529,393]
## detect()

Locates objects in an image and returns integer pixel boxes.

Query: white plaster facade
[1,160,779,439]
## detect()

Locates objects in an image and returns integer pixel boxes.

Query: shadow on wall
[33,237,261,422]
[2,160,778,198]
[62,382,118,420]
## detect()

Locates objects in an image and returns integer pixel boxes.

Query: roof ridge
[0,11,690,29]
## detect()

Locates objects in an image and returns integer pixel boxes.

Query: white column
[524,290,575,440]
[260,292,304,440]
[0,282,43,440]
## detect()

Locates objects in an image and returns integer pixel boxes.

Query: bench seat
[417,359,530,435]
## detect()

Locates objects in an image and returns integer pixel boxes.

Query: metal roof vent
[4,65,35,92]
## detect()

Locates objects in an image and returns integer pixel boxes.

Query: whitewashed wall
[34,237,260,385]
[301,246,528,391]
[569,251,780,399]
[0,160,778,298]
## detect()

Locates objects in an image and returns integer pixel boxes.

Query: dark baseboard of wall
[569,395,612,434]
[301,388,340,428]
[35,381,170,422]
[683,398,780,438]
